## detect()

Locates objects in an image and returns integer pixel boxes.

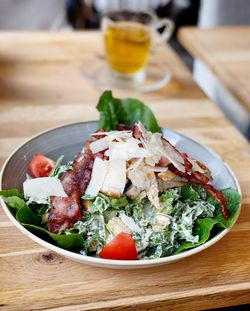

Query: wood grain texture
[0,31,250,311]
[178,26,250,113]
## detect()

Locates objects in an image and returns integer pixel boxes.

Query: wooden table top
[0,31,250,311]
[178,26,250,114]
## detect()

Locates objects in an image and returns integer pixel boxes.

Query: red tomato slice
[28,153,54,178]
[99,232,138,260]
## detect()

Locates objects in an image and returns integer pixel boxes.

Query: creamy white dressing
[119,212,140,233]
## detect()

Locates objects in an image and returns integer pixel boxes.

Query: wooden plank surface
[178,26,250,114]
[0,31,250,311]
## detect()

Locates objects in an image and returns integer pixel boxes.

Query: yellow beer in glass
[105,21,151,74]
[102,10,174,80]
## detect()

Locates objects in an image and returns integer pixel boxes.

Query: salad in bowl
[0,91,241,264]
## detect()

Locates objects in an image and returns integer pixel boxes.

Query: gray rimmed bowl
[0,121,241,269]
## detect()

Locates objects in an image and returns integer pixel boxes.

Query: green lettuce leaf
[207,188,241,228]
[175,218,218,253]
[96,90,160,133]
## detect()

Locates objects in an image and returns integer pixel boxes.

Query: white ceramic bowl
[0,121,241,269]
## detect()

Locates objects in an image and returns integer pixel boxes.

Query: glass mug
[102,10,174,80]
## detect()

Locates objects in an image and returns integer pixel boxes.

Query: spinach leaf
[16,205,37,224]
[96,90,160,133]
[2,196,27,212]
[2,197,83,250]
[29,203,49,224]
[15,204,83,250]
[23,224,84,250]
[0,189,27,215]
[0,189,24,199]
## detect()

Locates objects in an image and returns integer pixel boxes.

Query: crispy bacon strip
[48,140,96,233]
[92,128,107,140]
[48,196,82,233]
[60,151,95,197]
[73,152,94,195]
[203,184,228,219]
[192,171,210,184]
[61,170,79,197]
[183,157,193,172]
[116,123,131,131]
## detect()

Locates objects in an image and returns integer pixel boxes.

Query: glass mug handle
[152,18,174,51]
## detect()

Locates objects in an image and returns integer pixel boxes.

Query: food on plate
[28,153,54,178]
[0,91,240,260]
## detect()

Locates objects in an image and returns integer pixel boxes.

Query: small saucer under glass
[81,54,172,92]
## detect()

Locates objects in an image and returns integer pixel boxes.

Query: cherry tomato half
[99,232,138,260]
[28,153,54,178]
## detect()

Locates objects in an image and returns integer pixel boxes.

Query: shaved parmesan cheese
[85,157,107,197]
[106,137,150,161]
[105,142,129,160]
[137,122,185,172]
[23,177,67,204]
[145,155,161,167]
[101,159,126,197]
[120,213,140,233]
[91,130,132,140]
[89,137,110,154]
[132,147,151,158]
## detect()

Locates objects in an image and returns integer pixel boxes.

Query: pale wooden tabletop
[178,26,250,114]
[0,31,250,311]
